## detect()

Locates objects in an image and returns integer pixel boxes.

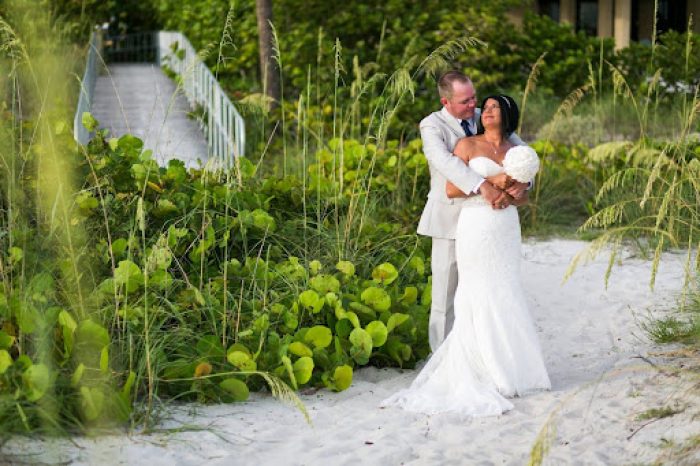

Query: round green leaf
[114,260,143,292]
[349,328,373,365]
[219,378,249,402]
[372,262,399,285]
[365,321,388,347]
[310,274,340,294]
[227,350,257,371]
[293,356,314,385]
[333,365,353,391]
[23,364,50,402]
[386,313,410,333]
[288,341,313,358]
[409,256,425,276]
[400,286,419,305]
[80,386,105,421]
[0,350,12,374]
[361,286,391,311]
[76,320,110,350]
[299,290,324,313]
[304,325,333,349]
[335,261,356,276]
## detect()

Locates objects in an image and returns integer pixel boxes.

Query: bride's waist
[460,196,491,208]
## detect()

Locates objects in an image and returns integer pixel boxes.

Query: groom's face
[441,81,477,120]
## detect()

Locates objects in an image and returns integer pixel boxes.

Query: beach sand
[3,239,699,465]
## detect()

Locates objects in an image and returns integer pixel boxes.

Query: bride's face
[481,99,501,128]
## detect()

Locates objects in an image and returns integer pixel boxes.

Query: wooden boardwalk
[91,64,209,168]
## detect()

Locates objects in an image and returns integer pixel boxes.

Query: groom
[418,71,526,352]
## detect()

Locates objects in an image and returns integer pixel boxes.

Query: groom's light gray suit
[418,107,523,351]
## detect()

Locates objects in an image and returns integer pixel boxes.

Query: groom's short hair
[438,71,472,100]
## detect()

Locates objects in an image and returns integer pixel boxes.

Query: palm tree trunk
[255,0,280,108]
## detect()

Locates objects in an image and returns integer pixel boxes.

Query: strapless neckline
[470,156,503,167]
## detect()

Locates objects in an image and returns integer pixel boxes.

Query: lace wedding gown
[383,157,551,417]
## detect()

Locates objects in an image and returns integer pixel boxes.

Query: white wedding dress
[383,157,551,417]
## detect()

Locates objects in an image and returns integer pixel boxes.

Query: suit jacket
[417,107,525,239]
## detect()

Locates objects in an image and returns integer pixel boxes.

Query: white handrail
[73,30,246,164]
[74,31,99,145]
[157,31,246,163]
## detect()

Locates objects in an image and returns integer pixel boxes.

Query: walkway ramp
[74,31,245,168]
[91,63,209,168]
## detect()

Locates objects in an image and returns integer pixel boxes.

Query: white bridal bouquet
[502,145,540,182]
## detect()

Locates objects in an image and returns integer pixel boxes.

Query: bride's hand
[486,173,513,190]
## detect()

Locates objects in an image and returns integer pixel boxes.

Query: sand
[3,239,699,465]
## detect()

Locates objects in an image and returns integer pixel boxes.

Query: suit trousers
[429,237,458,352]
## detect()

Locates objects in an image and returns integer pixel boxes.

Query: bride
[383,94,550,417]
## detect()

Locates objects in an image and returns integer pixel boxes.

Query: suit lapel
[438,108,465,138]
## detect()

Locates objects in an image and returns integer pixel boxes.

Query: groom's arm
[420,119,482,195]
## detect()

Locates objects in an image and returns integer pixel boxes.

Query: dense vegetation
[0,0,698,443]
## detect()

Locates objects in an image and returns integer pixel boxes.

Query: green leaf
[251,209,276,231]
[288,341,313,358]
[387,313,410,333]
[293,356,314,385]
[365,321,388,347]
[81,112,98,132]
[110,238,129,257]
[400,286,418,305]
[75,320,110,351]
[408,256,425,276]
[335,260,356,276]
[0,350,12,374]
[99,346,109,373]
[345,311,361,329]
[299,290,324,313]
[0,330,16,350]
[219,378,249,401]
[386,337,412,365]
[122,371,136,399]
[361,286,391,311]
[76,191,99,211]
[227,350,257,371]
[23,364,50,402]
[108,137,119,151]
[80,386,105,421]
[349,301,377,321]
[9,247,23,265]
[309,274,340,294]
[113,260,144,293]
[309,260,322,275]
[58,310,77,357]
[422,280,432,306]
[349,328,373,365]
[304,325,333,349]
[332,365,353,391]
[372,262,398,285]
[71,363,85,387]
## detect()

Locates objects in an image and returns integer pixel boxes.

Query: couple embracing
[383,71,550,417]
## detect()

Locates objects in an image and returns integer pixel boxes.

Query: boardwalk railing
[158,31,245,163]
[74,31,100,145]
[73,30,245,163]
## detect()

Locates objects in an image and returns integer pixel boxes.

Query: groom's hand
[505,181,528,200]
[480,182,503,204]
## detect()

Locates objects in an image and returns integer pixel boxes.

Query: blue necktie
[461,119,472,137]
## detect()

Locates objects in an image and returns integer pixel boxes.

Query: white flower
[503,145,540,182]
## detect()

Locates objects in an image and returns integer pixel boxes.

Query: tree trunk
[255,0,280,109]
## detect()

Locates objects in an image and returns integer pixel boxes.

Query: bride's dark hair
[476,94,519,136]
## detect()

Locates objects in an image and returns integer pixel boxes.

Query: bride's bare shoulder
[454,136,477,153]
